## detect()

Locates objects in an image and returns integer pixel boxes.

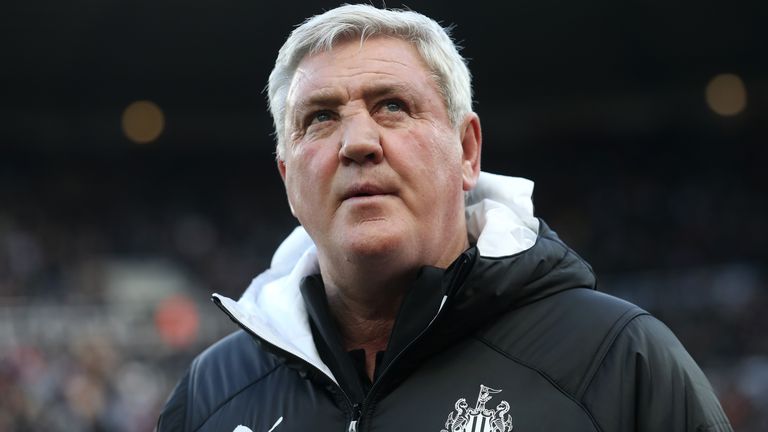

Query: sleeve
[581,314,733,432]
[157,368,191,432]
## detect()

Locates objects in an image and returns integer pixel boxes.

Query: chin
[338,223,411,262]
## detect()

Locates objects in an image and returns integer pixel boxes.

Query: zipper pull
[348,403,362,432]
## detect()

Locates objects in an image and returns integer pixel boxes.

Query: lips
[341,183,394,201]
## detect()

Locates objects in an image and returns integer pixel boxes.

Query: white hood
[212,172,540,383]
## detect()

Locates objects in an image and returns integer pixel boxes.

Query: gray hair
[267,4,473,159]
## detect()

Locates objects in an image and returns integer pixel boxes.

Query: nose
[339,113,383,165]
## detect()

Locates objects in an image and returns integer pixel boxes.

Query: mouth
[342,184,394,201]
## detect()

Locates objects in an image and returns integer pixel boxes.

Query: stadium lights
[705,73,747,117]
[122,100,165,144]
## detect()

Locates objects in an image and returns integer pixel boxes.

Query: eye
[383,100,404,112]
[310,110,335,124]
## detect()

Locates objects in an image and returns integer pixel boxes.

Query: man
[158,4,732,431]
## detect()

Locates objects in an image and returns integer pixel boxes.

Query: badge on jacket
[441,385,513,432]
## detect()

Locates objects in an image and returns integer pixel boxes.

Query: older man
[158,5,732,432]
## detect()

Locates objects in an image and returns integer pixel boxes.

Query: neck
[315,231,470,381]
[323,273,407,381]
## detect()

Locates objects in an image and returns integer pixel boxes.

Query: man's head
[268,4,473,159]
[270,5,482,279]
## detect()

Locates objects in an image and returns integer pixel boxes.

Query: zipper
[353,252,472,429]
[348,403,362,431]
[444,253,472,298]
[349,299,447,428]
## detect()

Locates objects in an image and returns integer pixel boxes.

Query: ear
[276,158,297,216]
[277,158,287,182]
[459,113,482,191]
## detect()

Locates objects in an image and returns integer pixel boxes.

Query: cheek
[418,128,464,180]
[390,128,464,201]
[284,142,337,208]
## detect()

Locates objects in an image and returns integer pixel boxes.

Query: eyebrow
[295,82,417,113]
[294,90,344,115]
[361,82,416,102]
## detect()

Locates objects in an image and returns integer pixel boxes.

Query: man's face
[279,37,480,272]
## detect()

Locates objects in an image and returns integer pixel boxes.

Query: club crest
[440,384,513,432]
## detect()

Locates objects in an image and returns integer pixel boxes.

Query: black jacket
[157,219,731,432]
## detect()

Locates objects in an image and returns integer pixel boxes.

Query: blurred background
[1,0,766,430]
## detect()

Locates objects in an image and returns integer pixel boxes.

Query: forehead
[286,37,438,105]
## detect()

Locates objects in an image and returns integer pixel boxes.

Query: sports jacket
[157,173,732,432]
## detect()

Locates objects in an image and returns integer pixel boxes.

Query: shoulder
[190,329,281,388]
[581,314,733,431]
[478,288,648,395]
[476,287,731,431]
[158,330,283,432]
[187,331,283,428]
